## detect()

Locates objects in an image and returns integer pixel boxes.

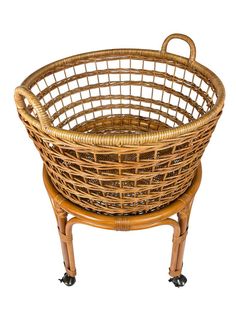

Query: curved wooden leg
[169,199,193,287]
[51,197,77,286]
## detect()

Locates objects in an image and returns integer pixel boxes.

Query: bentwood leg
[53,203,76,286]
[169,200,193,287]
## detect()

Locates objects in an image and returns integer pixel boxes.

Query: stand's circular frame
[43,163,202,287]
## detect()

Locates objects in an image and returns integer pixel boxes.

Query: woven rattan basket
[15,33,225,216]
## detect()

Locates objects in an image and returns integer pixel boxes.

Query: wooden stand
[43,164,202,287]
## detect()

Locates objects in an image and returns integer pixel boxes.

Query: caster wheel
[59,273,76,286]
[169,274,187,287]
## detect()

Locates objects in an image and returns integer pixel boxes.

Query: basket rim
[17,48,225,145]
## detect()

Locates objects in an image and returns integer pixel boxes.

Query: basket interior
[27,54,218,135]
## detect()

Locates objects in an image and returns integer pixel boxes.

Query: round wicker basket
[15,33,225,215]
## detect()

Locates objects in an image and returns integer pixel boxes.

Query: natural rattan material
[15,33,225,215]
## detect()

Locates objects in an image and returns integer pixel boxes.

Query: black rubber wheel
[59,273,76,286]
[169,274,187,287]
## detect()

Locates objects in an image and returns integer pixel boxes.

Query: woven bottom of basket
[82,202,172,216]
[75,115,172,215]
[48,114,193,216]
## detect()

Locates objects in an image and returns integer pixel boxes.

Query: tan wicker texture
[15,33,225,215]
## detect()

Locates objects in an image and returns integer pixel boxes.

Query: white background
[0,0,235,313]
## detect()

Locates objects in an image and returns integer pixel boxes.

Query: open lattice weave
[15,34,225,215]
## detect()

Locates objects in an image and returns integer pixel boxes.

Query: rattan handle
[161,33,196,63]
[15,86,51,128]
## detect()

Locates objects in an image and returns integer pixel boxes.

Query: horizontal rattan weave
[15,33,225,215]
